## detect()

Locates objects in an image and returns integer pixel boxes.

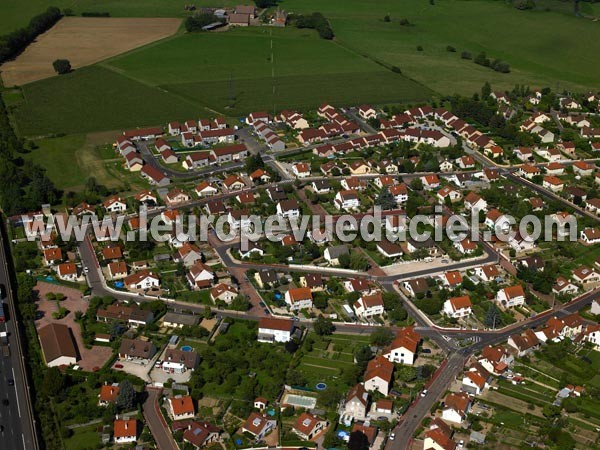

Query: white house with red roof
[353,292,385,318]
[364,355,394,395]
[114,418,137,444]
[169,395,195,421]
[443,296,472,318]
[383,326,420,365]
[258,317,294,343]
[496,285,525,308]
[461,364,490,395]
[284,287,313,311]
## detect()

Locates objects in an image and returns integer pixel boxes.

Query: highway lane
[0,229,38,450]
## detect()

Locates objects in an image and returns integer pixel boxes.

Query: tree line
[0,7,62,64]
[289,12,334,40]
[0,98,58,215]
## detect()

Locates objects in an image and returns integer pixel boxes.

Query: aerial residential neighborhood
[1,1,600,450]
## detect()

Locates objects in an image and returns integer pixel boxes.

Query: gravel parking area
[34,282,112,371]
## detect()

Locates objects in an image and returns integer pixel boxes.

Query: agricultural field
[1,17,182,87]
[9,65,207,136]
[282,0,600,94]
[103,26,433,115]
[10,26,432,135]
[0,0,236,33]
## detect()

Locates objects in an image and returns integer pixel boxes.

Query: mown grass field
[281,0,600,94]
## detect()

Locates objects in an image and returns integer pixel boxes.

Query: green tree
[116,379,137,411]
[481,81,492,99]
[41,367,64,398]
[314,315,335,335]
[375,186,398,210]
[52,59,71,74]
[354,345,373,371]
[348,431,370,450]
[485,304,502,329]
[370,328,394,346]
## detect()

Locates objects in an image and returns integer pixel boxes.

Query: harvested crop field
[1,16,181,87]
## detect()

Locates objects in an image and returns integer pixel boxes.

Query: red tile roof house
[113,418,138,444]
[43,247,62,266]
[108,262,128,280]
[383,326,420,365]
[353,292,385,318]
[441,392,471,424]
[98,384,119,406]
[57,262,78,282]
[507,329,540,357]
[186,262,215,290]
[495,285,525,308]
[141,165,170,186]
[124,270,160,291]
[443,295,472,318]
[292,413,329,441]
[257,317,294,343]
[169,395,196,421]
[284,287,313,311]
[241,412,276,441]
[195,181,218,197]
[364,355,394,395]
[461,364,491,395]
[210,283,238,304]
[181,421,221,448]
[176,243,204,267]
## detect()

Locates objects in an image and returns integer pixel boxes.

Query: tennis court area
[281,392,317,409]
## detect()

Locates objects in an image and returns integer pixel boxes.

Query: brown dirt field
[34,281,113,371]
[1,17,181,87]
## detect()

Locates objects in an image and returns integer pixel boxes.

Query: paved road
[0,228,38,450]
[142,388,178,450]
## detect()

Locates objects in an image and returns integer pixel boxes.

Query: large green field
[281,0,600,94]
[10,27,432,135]
[10,65,209,136]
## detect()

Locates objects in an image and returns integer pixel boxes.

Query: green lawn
[64,423,101,450]
[281,0,600,94]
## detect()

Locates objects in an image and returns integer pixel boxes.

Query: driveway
[34,282,112,371]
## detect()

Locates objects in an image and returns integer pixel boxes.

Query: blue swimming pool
[181,345,193,352]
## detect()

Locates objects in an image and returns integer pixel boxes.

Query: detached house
[335,190,360,211]
[124,270,160,291]
[462,364,491,395]
[507,329,539,356]
[241,413,276,441]
[186,262,215,289]
[443,295,472,318]
[342,384,370,422]
[258,317,294,343]
[113,418,138,444]
[210,283,238,304]
[353,292,385,318]
[103,196,127,213]
[442,392,471,424]
[292,413,328,441]
[285,287,313,311]
[383,326,420,365]
[169,396,195,421]
[478,345,513,375]
[176,243,203,267]
[463,192,487,212]
[292,162,311,178]
[364,355,394,395]
[496,285,525,308]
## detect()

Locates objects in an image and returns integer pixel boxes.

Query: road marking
[13,367,21,418]
[22,433,26,449]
